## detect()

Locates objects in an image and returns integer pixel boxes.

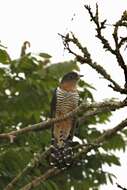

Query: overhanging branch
[60,33,127,94]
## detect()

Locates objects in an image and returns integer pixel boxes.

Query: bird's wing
[50,88,57,118]
[68,116,78,140]
[50,88,57,141]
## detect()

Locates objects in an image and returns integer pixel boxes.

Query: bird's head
[61,72,83,83]
[60,72,83,91]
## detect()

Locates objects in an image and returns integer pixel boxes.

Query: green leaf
[39,53,52,59]
[97,111,112,124]
[103,134,126,151]
[0,49,10,64]
[79,88,94,102]
[78,80,96,90]
[69,166,84,181]
[107,172,116,184]
[101,153,120,166]
[48,180,59,190]
[122,129,127,136]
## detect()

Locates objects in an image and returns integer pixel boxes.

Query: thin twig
[84,4,115,54]
[20,167,60,190]
[84,4,127,88]
[60,32,127,94]
[116,183,127,190]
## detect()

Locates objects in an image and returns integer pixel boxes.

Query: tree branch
[4,148,51,190]
[59,33,127,94]
[84,4,127,88]
[20,167,60,190]
[14,117,127,190]
[84,4,115,54]
[0,99,127,141]
[112,15,127,87]
[78,104,118,125]
[4,102,124,190]
[116,183,127,190]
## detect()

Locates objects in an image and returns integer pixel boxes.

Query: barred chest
[56,87,79,114]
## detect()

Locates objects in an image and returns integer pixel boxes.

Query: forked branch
[60,32,127,94]
[84,4,127,88]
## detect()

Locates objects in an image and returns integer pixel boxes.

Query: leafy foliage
[0,44,125,190]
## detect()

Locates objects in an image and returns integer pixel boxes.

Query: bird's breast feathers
[56,87,79,114]
[52,87,79,147]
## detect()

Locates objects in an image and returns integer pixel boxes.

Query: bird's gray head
[61,72,83,83]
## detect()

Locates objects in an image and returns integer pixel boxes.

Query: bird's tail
[50,140,73,169]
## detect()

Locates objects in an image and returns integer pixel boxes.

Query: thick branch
[0,100,127,141]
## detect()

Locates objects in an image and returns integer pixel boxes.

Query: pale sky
[0,0,127,189]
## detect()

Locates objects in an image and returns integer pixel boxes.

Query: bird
[50,72,83,169]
